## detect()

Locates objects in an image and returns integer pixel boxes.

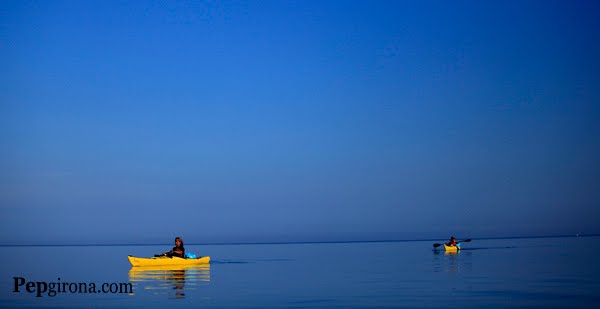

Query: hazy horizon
[1,230,596,246]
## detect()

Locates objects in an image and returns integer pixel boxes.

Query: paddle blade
[460,239,472,243]
[433,243,442,248]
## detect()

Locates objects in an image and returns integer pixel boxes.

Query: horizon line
[0,233,597,247]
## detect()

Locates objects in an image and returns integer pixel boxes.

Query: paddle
[433,239,471,248]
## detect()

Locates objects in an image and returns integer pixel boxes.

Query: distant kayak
[443,243,460,252]
[433,239,470,251]
[128,255,211,267]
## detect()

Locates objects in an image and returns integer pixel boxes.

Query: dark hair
[175,237,184,248]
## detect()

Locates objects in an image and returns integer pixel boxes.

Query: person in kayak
[159,237,185,258]
[446,236,458,247]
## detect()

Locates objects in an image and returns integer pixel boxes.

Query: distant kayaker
[446,236,458,247]
[160,237,185,258]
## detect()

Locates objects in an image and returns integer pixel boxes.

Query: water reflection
[128,264,210,298]
[432,250,472,273]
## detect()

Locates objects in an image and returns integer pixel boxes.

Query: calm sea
[1,236,599,308]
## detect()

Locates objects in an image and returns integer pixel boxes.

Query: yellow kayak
[443,244,460,252]
[128,255,211,267]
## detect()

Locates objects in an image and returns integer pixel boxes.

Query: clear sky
[1,1,599,244]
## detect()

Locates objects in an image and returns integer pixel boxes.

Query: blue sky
[1,1,599,244]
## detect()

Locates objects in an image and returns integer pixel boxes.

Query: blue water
[1,236,599,308]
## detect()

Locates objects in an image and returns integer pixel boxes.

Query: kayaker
[446,236,458,247]
[160,237,185,258]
